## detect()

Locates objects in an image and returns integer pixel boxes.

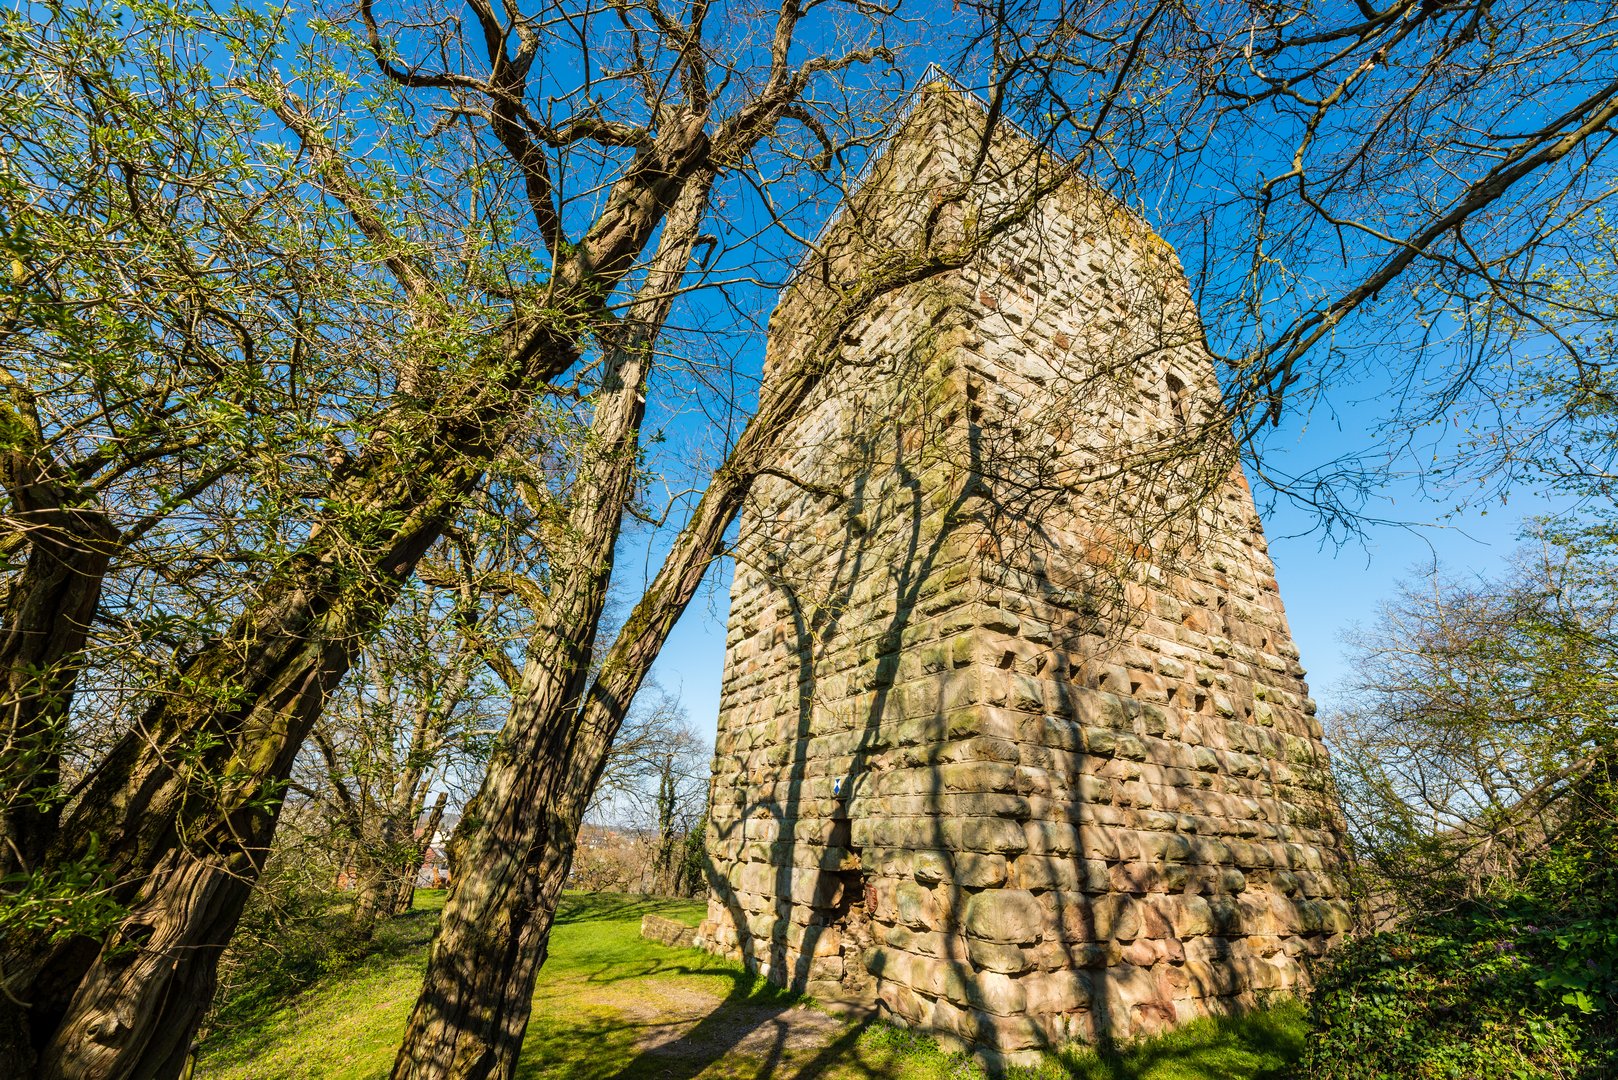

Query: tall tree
[1331,533,1618,911]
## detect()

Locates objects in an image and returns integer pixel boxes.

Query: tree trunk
[35,831,263,1080]
[0,446,119,1071]
[351,869,392,941]
[389,694,582,1080]
[0,499,114,880]
[391,170,716,1080]
[21,531,445,1078]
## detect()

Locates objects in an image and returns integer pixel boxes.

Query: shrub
[1304,761,1618,1079]
[1304,906,1615,1079]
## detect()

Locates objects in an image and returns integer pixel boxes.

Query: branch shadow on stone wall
[698,200,1352,1070]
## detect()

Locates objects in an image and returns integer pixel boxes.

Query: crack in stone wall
[695,84,1350,1071]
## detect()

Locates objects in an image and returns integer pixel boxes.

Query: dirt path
[607,982,851,1059]
[557,976,868,1079]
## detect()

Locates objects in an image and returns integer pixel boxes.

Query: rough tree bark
[0,452,117,1069]
[389,162,719,1080]
[2,47,727,1071]
[0,468,115,882]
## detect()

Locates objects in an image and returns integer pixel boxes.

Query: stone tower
[695,83,1349,1068]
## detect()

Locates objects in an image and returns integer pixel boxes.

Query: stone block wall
[642,914,698,950]
[695,84,1349,1069]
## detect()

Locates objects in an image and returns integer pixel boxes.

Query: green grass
[195,892,1307,1080]
[1023,1005,1306,1080]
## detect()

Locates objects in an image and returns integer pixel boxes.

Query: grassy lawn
[195,891,1306,1080]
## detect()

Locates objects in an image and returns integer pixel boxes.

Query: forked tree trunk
[361,816,412,938]
[391,171,716,1080]
[393,792,449,915]
[387,164,997,1077]
[352,787,446,932]
[352,866,393,940]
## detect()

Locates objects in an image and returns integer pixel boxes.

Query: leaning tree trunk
[386,164,995,1077]
[390,169,716,1080]
[0,426,120,882]
[389,352,653,1076]
[391,399,798,1078]
[0,446,118,1069]
[12,332,556,1078]
[30,594,401,1079]
[389,681,595,1080]
[0,499,115,879]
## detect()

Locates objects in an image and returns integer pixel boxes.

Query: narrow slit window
[1165,373,1188,429]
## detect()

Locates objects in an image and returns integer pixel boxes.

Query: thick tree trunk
[0,451,119,1071]
[21,522,449,1078]
[389,694,582,1080]
[2,277,628,1075]
[35,833,262,1080]
[0,500,114,879]
[7,369,522,1076]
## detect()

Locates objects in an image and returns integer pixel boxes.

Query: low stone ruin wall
[641,913,698,950]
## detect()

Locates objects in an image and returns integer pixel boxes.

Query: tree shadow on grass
[607,1001,876,1080]
[1043,1004,1307,1080]
[530,894,1307,1080]
[520,966,847,1080]
[552,891,706,927]
[525,901,878,1080]
[523,942,1304,1080]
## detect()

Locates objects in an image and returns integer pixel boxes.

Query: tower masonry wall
[695,87,1349,1069]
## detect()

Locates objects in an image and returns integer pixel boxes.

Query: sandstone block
[938,760,1020,794]
[943,816,1028,854]
[963,888,1043,944]
[967,937,1031,974]
[896,881,937,928]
